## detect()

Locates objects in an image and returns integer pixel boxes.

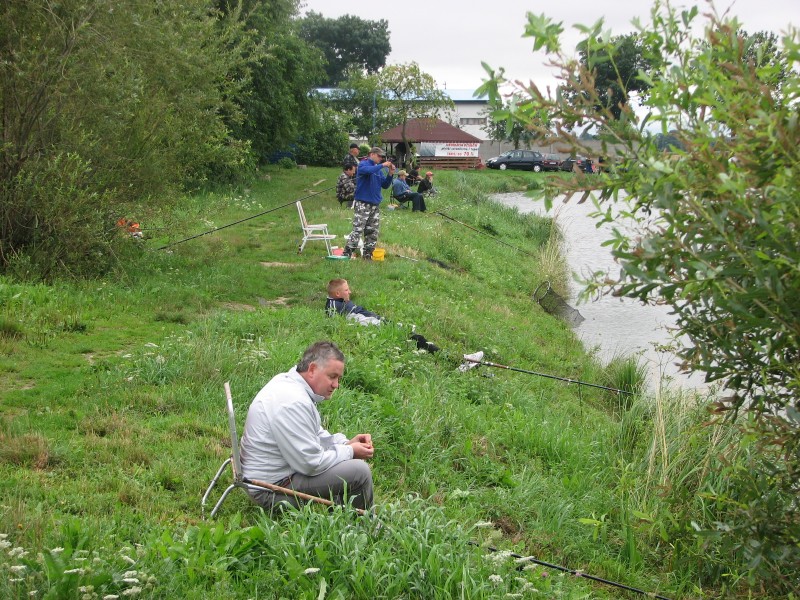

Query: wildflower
[303,568,320,575]
[29,592,37,597]
[64,568,86,575]
[79,586,94,593]
[10,565,26,573]
[0,540,11,550]
[121,587,141,597]
[103,596,120,600]
[505,594,522,599]
[120,555,136,565]
[9,547,27,558]
[51,547,64,554]
[10,577,24,583]
[489,574,503,586]
[122,578,139,584]
[123,571,138,578]
[473,521,494,528]
[0,533,7,539]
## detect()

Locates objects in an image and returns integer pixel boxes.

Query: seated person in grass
[417,171,439,197]
[239,340,374,512]
[391,170,426,212]
[336,164,356,208]
[325,278,483,371]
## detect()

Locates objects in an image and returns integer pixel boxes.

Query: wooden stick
[244,477,367,516]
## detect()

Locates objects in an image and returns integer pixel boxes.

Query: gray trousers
[345,201,381,253]
[250,459,373,512]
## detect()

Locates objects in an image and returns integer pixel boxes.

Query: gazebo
[379,118,482,170]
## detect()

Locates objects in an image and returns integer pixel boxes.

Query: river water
[493,192,708,392]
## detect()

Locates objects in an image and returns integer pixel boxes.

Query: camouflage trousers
[345,201,381,254]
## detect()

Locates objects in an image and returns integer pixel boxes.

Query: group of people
[335,143,438,260]
[238,278,484,514]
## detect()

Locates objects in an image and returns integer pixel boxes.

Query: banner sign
[433,142,480,157]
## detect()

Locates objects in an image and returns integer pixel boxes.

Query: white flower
[121,587,141,597]
[103,595,120,600]
[63,568,85,575]
[303,568,320,575]
[120,555,136,565]
[122,571,138,578]
[51,547,64,554]
[79,586,94,592]
[29,591,37,597]
[474,521,494,528]
[8,547,27,558]
[0,540,11,550]
[10,565,26,573]
[0,533,7,539]
[10,577,24,583]
[489,574,503,586]
[122,578,139,584]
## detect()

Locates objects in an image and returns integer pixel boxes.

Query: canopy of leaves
[479,2,799,590]
[298,11,391,87]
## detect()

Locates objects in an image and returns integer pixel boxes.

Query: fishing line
[469,542,672,600]
[433,210,538,258]
[464,357,633,396]
[157,185,336,250]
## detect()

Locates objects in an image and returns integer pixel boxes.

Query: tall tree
[573,33,654,120]
[376,62,454,165]
[482,95,550,149]
[297,11,390,87]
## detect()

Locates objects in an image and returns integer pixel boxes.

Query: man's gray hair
[297,341,345,372]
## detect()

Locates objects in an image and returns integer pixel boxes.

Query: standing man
[343,142,360,170]
[336,164,356,208]
[239,341,375,511]
[343,147,395,260]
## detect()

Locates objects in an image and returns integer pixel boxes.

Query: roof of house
[380,118,482,143]
[443,89,488,103]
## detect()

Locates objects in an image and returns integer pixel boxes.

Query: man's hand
[348,433,374,459]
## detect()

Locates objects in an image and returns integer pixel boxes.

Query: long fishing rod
[469,542,672,600]
[433,210,538,258]
[157,185,336,250]
[464,357,633,396]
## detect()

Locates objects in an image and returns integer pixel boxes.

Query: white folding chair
[201,382,268,518]
[296,201,336,255]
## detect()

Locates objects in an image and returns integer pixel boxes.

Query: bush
[276,157,297,169]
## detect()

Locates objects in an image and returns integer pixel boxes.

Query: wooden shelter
[379,118,482,170]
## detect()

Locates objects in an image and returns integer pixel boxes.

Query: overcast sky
[299,0,798,91]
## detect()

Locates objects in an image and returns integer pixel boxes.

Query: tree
[572,33,654,120]
[482,95,550,149]
[376,62,454,165]
[297,11,390,87]
[479,2,799,593]
[0,0,255,277]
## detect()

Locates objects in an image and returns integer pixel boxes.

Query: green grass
[0,166,756,598]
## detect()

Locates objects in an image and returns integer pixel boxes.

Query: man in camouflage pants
[343,147,395,260]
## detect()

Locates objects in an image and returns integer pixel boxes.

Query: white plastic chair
[201,382,268,518]
[296,201,336,255]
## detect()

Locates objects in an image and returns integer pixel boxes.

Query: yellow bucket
[371,248,385,261]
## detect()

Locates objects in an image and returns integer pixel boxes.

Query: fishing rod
[469,542,672,600]
[463,357,634,396]
[433,210,538,258]
[157,185,336,250]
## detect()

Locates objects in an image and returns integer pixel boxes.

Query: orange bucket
[371,248,385,261]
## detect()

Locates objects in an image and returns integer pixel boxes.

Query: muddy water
[493,192,707,392]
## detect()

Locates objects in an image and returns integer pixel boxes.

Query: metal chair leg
[201,458,231,519]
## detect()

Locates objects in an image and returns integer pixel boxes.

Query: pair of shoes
[362,252,373,260]
[342,247,354,258]
[458,350,484,373]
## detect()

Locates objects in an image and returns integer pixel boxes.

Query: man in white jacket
[239,341,374,511]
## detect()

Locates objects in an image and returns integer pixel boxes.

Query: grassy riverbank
[1,167,741,598]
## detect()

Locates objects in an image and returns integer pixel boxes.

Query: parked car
[560,156,593,173]
[486,150,545,172]
[541,153,562,171]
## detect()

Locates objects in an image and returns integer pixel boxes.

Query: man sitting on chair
[417,171,439,197]
[391,170,426,212]
[336,164,356,208]
[239,341,374,511]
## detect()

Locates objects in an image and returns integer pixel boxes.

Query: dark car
[541,153,562,171]
[560,156,594,173]
[486,150,545,172]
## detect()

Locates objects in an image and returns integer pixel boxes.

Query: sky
[299,0,798,91]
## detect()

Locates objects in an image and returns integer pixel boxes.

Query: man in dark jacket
[343,143,360,170]
[342,147,395,260]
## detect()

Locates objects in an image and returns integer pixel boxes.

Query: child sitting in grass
[325,278,483,372]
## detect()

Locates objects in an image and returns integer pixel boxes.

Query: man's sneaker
[342,247,354,258]
[458,350,484,372]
